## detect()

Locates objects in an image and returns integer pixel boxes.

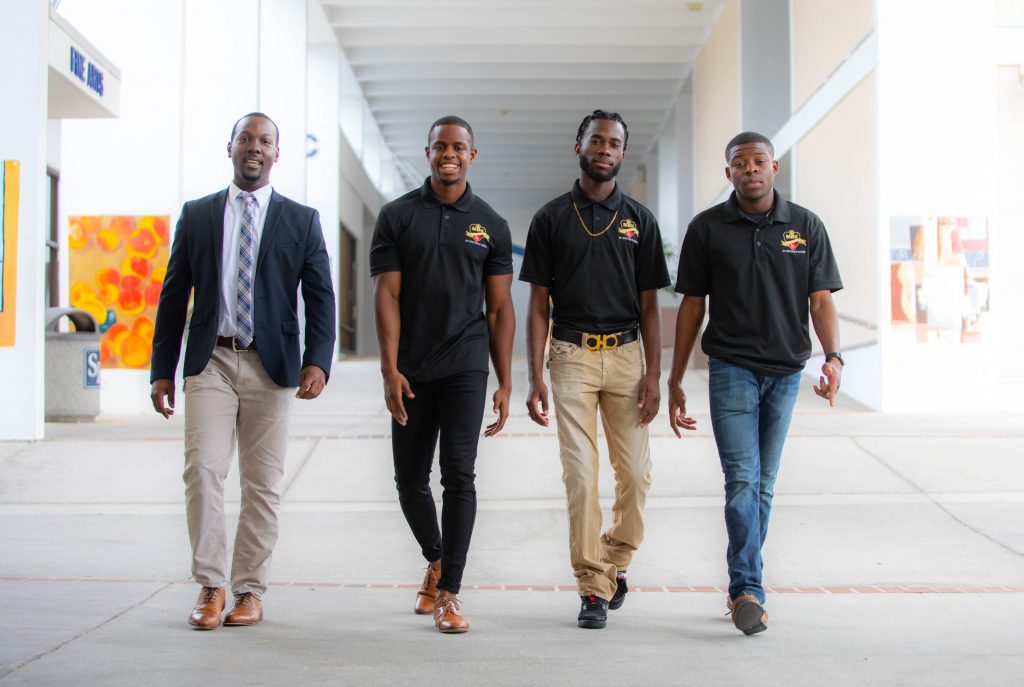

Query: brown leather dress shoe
[188,586,225,630]
[223,592,263,626]
[433,590,469,634]
[414,560,442,615]
[730,594,768,635]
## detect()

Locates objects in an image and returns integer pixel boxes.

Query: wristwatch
[825,352,845,367]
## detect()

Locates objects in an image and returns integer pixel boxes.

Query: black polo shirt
[675,190,843,377]
[369,178,513,382]
[519,180,670,333]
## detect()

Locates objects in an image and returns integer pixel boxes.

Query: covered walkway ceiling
[319,0,723,215]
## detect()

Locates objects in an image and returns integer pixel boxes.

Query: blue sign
[84,348,101,389]
[70,46,104,97]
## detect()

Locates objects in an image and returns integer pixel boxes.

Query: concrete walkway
[2,356,1023,686]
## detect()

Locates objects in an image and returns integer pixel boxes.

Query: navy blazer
[151,188,336,388]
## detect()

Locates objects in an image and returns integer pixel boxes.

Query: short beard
[240,165,262,183]
[579,155,621,183]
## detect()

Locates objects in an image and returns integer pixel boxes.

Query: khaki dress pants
[549,339,653,600]
[183,346,294,596]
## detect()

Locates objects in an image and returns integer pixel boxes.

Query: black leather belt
[551,325,639,351]
[216,336,256,351]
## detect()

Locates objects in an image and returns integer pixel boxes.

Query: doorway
[338,223,357,353]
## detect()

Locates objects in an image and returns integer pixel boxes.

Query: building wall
[794,72,878,333]
[792,0,874,109]
[0,2,49,439]
[57,0,327,414]
[694,0,739,210]
[995,65,1024,405]
[876,0,999,411]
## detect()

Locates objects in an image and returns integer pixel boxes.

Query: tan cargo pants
[548,338,653,600]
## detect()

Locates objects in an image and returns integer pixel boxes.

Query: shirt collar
[570,179,623,212]
[229,182,273,208]
[723,189,791,224]
[418,177,476,212]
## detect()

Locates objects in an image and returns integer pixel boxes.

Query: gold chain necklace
[572,201,618,238]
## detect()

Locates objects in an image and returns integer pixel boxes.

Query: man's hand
[526,379,549,427]
[667,382,698,438]
[383,368,415,426]
[296,365,327,400]
[150,379,175,419]
[484,384,511,437]
[813,359,843,407]
[636,371,661,426]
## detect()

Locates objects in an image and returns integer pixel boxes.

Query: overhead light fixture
[687,3,703,11]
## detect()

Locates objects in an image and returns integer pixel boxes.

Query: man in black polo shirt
[370,115,515,634]
[668,131,844,635]
[520,110,670,630]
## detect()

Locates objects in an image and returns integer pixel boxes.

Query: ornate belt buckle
[584,333,619,351]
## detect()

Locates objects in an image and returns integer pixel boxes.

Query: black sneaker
[608,572,628,610]
[577,594,608,629]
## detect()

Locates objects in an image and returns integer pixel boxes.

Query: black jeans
[392,370,487,594]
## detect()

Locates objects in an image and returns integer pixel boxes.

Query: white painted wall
[58,0,185,415]
[307,36,341,357]
[0,1,49,440]
[876,1,1000,412]
[259,0,308,201]
[57,0,318,415]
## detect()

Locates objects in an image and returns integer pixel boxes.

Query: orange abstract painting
[68,215,170,368]
[0,161,19,347]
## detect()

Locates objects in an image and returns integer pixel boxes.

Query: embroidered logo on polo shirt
[780,229,807,254]
[617,219,639,244]
[468,223,491,244]
[468,224,491,248]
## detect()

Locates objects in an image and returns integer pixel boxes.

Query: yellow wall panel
[795,72,877,331]
[793,0,874,109]
[695,0,740,210]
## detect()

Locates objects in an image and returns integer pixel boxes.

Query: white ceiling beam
[368,94,675,109]
[343,44,700,64]
[374,109,667,124]
[361,79,683,97]
[353,62,693,81]
[380,121,659,136]
[324,4,719,28]
[386,132,655,145]
[335,26,708,46]
[321,0,720,10]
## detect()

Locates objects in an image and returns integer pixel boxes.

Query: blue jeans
[708,358,800,604]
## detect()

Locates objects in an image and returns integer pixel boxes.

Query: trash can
[45,307,102,422]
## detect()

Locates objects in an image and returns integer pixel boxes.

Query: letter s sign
[84,348,101,388]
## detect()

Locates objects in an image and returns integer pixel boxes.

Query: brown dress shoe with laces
[730,594,768,635]
[223,592,263,626]
[433,590,469,634]
[414,560,442,615]
[188,586,225,630]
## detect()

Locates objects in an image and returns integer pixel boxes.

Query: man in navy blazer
[150,112,335,630]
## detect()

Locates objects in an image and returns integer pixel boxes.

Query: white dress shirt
[218,183,273,338]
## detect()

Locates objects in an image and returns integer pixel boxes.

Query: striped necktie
[235,191,257,348]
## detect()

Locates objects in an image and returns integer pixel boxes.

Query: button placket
[440,209,451,244]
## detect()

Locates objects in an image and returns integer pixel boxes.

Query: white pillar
[0,1,48,440]
[307,36,341,357]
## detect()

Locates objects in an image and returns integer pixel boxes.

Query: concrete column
[0,1,49,440]
[259,0,308,201]
[307,35,341,357]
